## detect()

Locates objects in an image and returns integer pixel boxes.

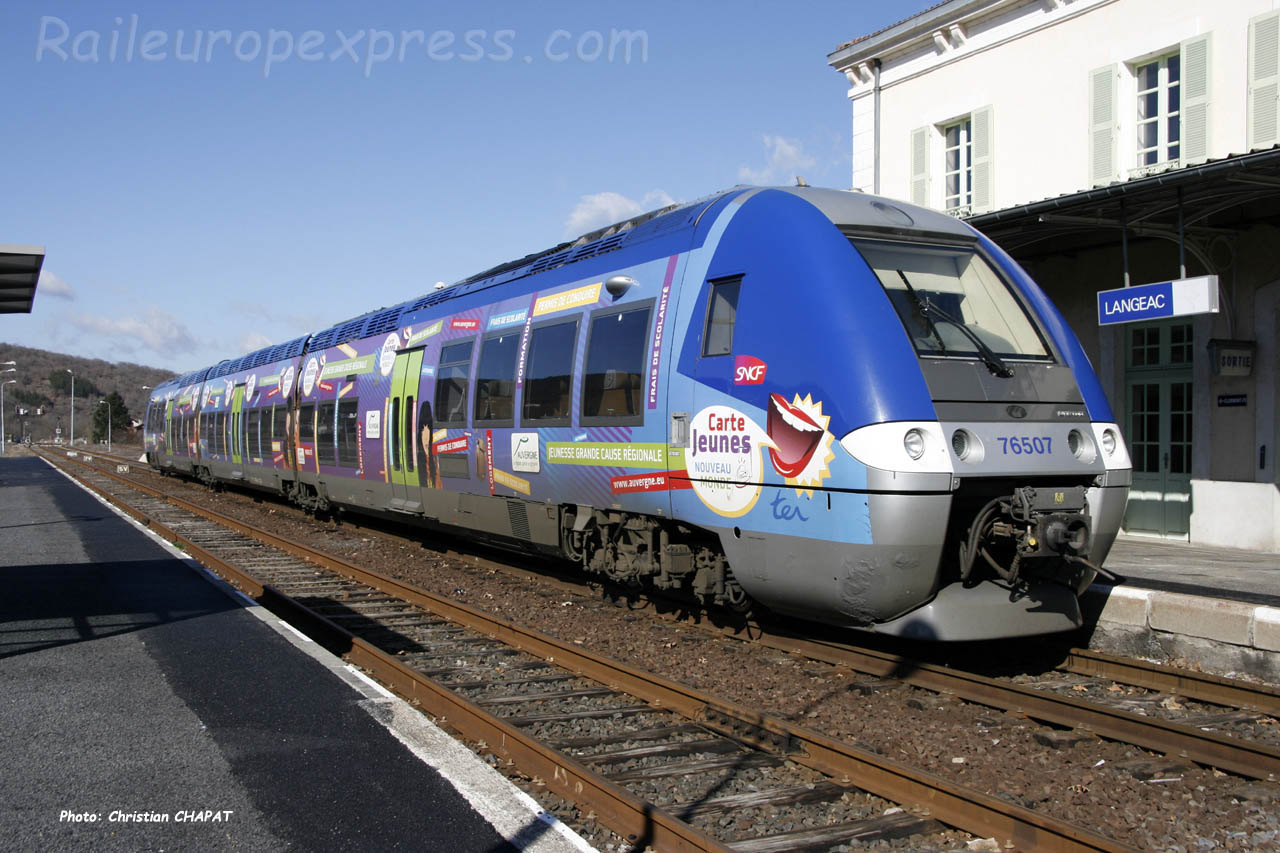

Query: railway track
[60,451,1280,773]
[39,446,1147,852]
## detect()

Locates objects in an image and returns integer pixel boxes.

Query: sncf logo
[733,355,768,385]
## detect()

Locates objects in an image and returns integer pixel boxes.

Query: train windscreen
[850,239,1052,362]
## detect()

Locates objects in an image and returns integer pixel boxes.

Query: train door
[1123,320,1193,539]
[163,400,174,459]
[676,275,758,511]
[388,348,424,512]
[230,384,245,466]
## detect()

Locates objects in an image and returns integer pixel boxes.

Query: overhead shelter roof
[0,244,45,314]
[964,147,1280,264]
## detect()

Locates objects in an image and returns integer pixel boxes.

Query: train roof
[205,335,310,380]
[188,186,979,374]
[301,189,741,355]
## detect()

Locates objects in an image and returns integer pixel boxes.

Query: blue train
[145,187,1131,640]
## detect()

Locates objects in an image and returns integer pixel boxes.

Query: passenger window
[523,320,578,423]
[583,305,652,422]
[702,278,741,357]
[475,333,519,423]
[298,404,315,445]
[317,402,336,466]
[272,406,288,451]
[247,409,260,459]
[337,399,360,467]
[435,340,473,426]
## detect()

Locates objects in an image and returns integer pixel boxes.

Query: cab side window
[702,277,741,357]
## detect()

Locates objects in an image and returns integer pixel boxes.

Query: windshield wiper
[895,270,947,354]
[896,269,1014,378]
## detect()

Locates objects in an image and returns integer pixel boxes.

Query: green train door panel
[231,385,245,466]
[1122,321,1193,539]
[388,349,424,511]
[164,400,174,457]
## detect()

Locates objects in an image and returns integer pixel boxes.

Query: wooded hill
[0,342,176,445]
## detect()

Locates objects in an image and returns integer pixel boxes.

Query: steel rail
[1058,647,1280,716]
[39,448,1133,852]
[752,631,1280,782]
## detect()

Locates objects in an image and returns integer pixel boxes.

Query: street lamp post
[65,369,75,446]
[98,399,112,452]
[1,379,15,456]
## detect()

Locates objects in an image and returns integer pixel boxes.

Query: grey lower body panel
[869,579,1082,641]
[1086,484,1129,568]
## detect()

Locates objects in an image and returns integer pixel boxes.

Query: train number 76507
[996,436,1052,455]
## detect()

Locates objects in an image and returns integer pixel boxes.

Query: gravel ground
[77,450,1280,850]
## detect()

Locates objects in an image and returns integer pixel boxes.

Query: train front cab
[696,188,1131,640]
[839,230,1132,639]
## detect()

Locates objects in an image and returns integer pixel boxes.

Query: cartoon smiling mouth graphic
[767,393,825,478]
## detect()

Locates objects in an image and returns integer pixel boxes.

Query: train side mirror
[605,275,638,300]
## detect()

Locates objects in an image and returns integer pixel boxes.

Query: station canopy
[0,245,45,314]
[965,146,1280,266]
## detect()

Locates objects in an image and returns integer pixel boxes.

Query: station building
[829,0,1280,550]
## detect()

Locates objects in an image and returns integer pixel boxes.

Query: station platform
[0,456,589,852]
[1084,535,1280,681]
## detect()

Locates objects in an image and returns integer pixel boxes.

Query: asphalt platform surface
[0,455,580,852]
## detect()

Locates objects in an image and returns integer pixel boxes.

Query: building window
[1135,54,1180,167]
[942,118,972,211]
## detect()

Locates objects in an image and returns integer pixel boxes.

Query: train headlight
[1088,422,1131,471]
[1068,428,1097,463]
[950,429,983,463]
[904,428,925,460]
[1101,428,1117,457]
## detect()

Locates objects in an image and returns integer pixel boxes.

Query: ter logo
[733,355,768,385]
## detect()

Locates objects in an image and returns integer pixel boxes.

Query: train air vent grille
[530,249,574,275]
[363,308,401,337]
[506,499,531,541]
[333,319,364,345]
[309,329,336,351]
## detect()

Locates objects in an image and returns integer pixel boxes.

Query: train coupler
[959,486,1092,586]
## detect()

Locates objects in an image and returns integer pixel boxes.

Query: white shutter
[970,105,994,213]
[910,126,929,206]
[1088,65,1118,186]
[1249,12,1280,150]
[1180,35,1211,163]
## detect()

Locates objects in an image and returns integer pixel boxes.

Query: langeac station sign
[1096,275,1219,326]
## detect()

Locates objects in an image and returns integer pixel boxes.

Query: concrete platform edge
[1082,585,1280,681]
[45,458,595,853]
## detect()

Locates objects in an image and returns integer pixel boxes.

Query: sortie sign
[1096,275,1219,326]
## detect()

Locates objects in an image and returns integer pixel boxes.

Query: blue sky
[2,1,931,374]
